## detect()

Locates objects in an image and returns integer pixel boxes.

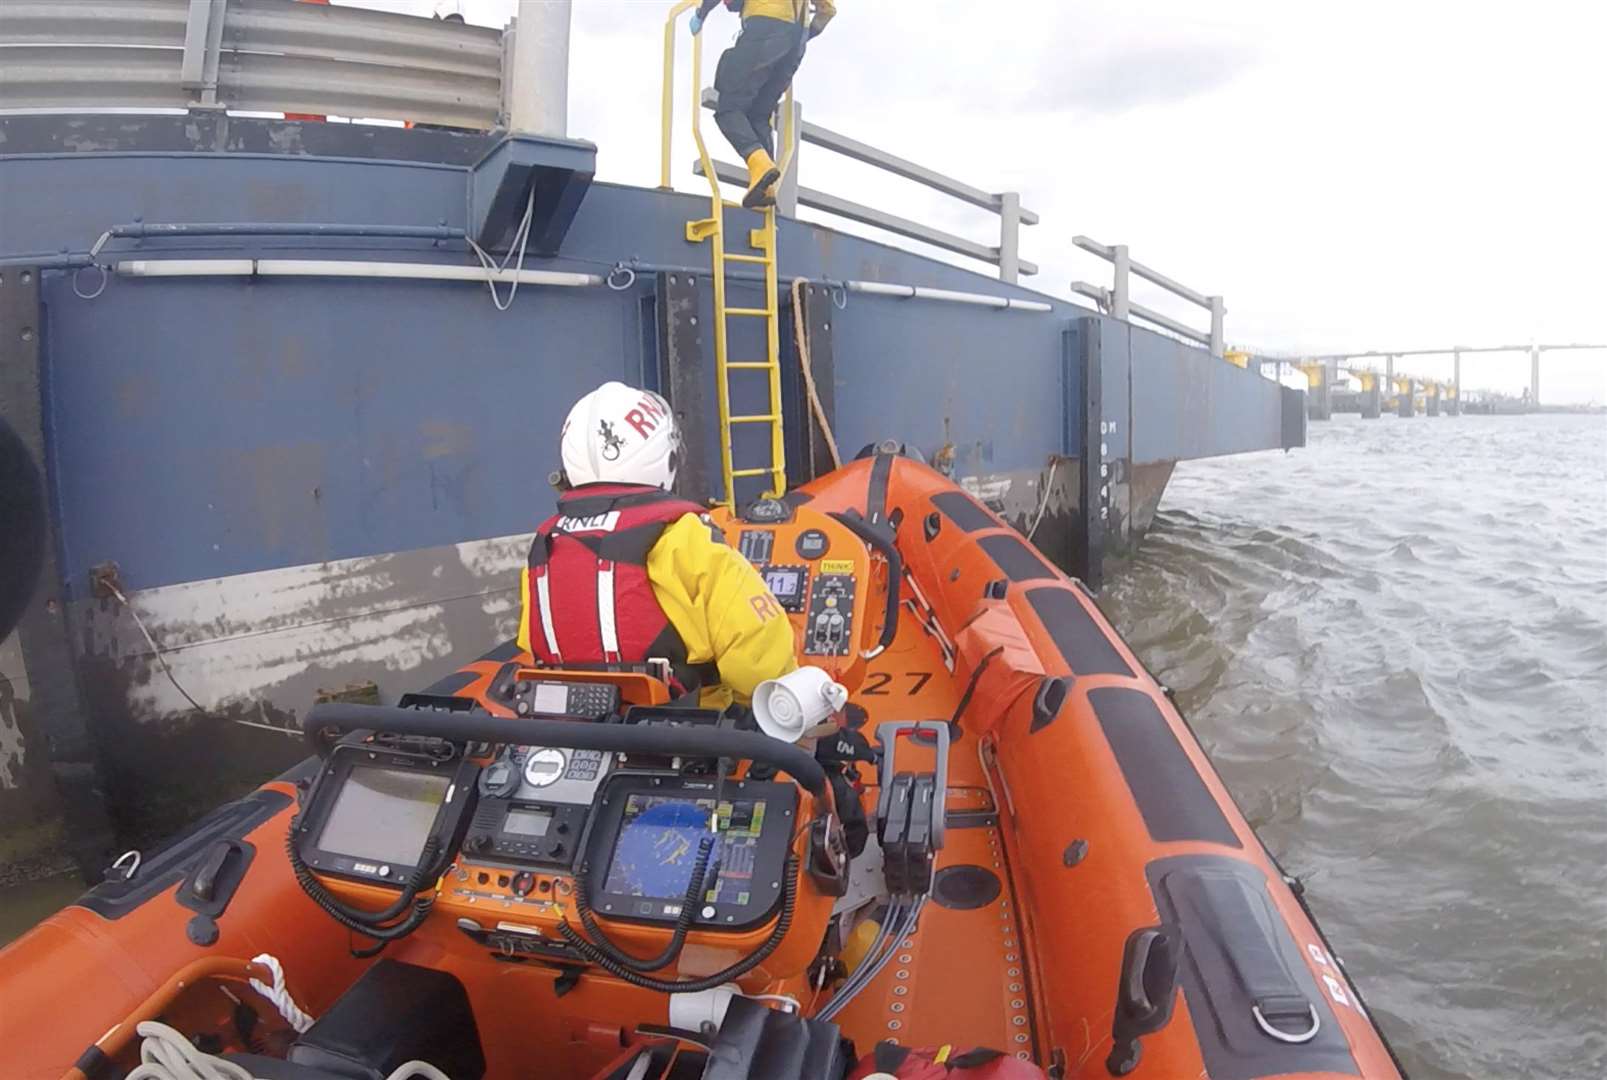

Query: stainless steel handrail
[1070,235,1226,358]
[694,88,1037,284]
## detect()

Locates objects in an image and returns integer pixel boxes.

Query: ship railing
[680,89,1038,285]
[0,0,513,132]
[1070,236,1227,359]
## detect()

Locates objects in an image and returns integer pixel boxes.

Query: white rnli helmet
[560,382,681,489]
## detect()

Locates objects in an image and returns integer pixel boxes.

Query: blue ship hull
[0,116,1303,879]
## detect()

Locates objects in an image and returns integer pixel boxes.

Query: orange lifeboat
[0,455,1402,1080]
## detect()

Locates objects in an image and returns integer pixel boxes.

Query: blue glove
[689,12,704,34]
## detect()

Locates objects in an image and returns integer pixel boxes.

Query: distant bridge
[1291,343,1605,418]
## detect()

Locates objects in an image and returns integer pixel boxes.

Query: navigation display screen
[315,765,449,867]
[601,794,766,905]
[504,807,553,837]
[763,568,803,598]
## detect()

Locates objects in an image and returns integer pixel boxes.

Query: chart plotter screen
[315,765,448,867]
[600,794,766,905]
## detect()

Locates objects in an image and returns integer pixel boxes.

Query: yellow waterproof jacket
[517,512,797,705]
[739,0,836,34]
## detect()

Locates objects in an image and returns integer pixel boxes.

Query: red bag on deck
[848,1042,1050,1079]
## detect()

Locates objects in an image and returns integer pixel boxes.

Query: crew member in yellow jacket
[518,381,796,706]
[690,0,837,208]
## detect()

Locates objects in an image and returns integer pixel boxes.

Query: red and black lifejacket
[524,484,714,694]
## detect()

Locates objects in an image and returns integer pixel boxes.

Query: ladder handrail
[663,1,791,510]
[687,17,722,207]
[662,2,796,194]
[687,19,739,508]
[660,1,698,190]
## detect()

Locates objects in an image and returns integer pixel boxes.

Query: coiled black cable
[557,854,801,994]
[572,834,715,973]
[285,818,440,942]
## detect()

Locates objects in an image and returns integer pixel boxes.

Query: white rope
[247,953,314,1035]
[107,583,300,735]
[465,184,537,311]
[107,582,208,716]
[1025,457,1060,540]
[127,1023,254,1080]
[127,1022,455,1080]
[791,277,841,471]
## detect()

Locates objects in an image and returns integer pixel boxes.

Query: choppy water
[1100,413,1607,1079]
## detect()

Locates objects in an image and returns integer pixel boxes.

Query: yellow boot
[742,148,780,209]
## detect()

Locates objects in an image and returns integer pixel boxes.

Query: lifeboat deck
[831,608,1046,1065]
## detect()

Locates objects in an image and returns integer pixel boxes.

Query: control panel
[716,502,879,682]
[508,679,619,720]
[461,743,614,870]
[804,570,857,656]
[295,693,836,985]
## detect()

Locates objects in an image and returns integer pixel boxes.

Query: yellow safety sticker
[820,559,854,575]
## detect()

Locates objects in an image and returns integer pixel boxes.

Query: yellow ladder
[665,2,793,509]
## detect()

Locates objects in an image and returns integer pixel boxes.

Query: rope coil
[127,1021,453,1080]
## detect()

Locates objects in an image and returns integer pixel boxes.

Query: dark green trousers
[713,16,807,159]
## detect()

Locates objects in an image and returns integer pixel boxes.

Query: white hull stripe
[535,567,562,660]
[597,560,620,662]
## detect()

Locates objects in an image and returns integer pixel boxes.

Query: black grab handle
[303,702,828,799]
[1106,924,1182,1076]
[828,510,902,653]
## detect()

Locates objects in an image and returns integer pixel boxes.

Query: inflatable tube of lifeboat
[797,454,1403,1079]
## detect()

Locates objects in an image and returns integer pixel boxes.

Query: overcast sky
[353,0,1606,403]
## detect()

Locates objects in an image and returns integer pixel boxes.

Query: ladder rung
[730,414,778,424]
[726,362,775,370]
[726,307,771,317]
[723,252,769,264]
[730,468,772,478]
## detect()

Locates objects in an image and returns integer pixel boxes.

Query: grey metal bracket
[180,0,228,109]
[468,133,597,255]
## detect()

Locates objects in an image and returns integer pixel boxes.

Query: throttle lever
[873,721,950,851]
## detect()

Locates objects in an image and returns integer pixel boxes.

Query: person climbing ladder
[690,0,836,208]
